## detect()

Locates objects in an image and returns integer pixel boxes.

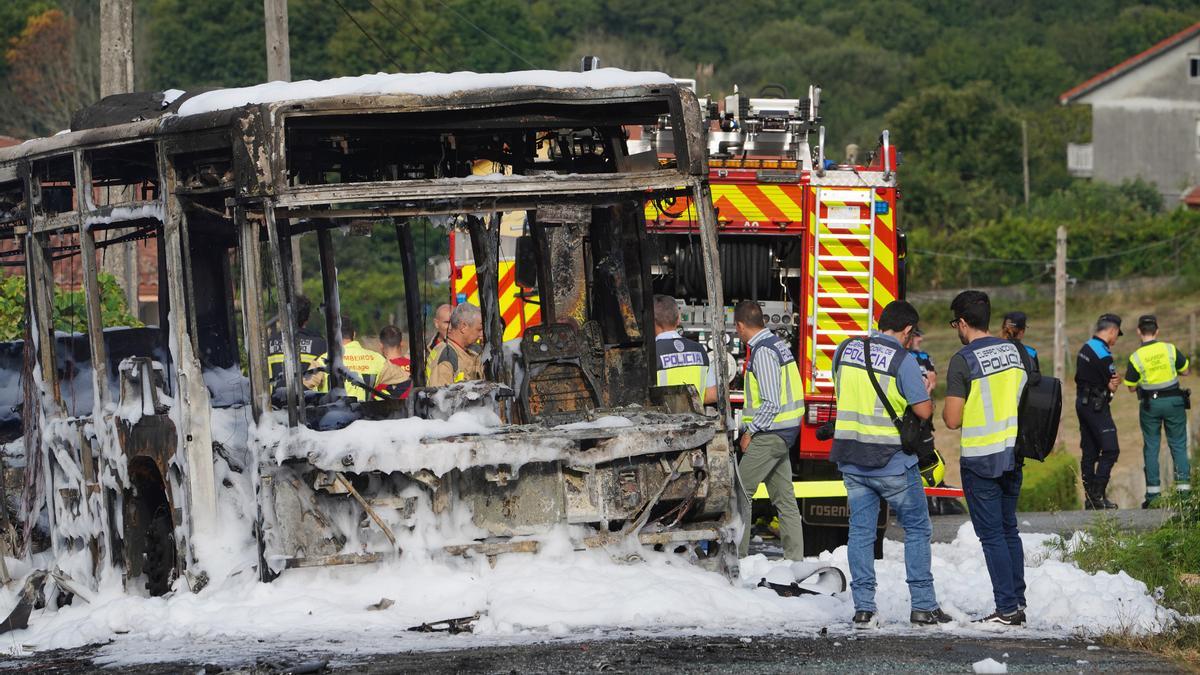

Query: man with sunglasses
[943,290,1030,626]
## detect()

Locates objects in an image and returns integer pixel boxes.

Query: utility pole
[264,0,302,292]
[1054,226,1067,383]
[1021,120,1030,210]
[99,0,138,314]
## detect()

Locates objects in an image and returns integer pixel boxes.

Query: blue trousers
[843,464,937,613]
[962,466,1026,614]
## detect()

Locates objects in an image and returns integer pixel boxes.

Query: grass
[1050,490,1200,668]
[1017,448,1080,511]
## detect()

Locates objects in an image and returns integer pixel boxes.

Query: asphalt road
[0,634,1182,673]
[901,507,1171,543]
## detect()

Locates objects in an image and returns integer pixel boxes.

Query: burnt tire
[143,505,176,596]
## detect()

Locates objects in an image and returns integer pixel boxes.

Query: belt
[1136,388,1184,400]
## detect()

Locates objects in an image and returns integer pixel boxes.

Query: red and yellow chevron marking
[803,187,898,394]
[872,189,898,319]
[453,260,541,341]
[644,183,804,225]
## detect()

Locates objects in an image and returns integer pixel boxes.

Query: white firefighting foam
[177,68,676,117]
[0,520,1174,668]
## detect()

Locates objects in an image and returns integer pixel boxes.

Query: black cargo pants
[1077,400,1120,485]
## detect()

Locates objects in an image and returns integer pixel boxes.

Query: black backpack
[1010,340,1062,461]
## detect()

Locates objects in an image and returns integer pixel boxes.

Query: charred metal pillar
[317,226,344,394]
[157,146,218,552]
[466,214,503,383]
[263,205,304,426]
[541,206,590,328]
[236,205,270,421]
[527,214,555,325]
[691,179,730,424]
[394,219,425,386]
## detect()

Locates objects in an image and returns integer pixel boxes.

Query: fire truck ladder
[810,187,877,390]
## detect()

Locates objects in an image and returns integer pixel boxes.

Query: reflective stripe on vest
[959,340,1027,459]
[832,338,908,449]
[317,341,388,401]
[1127,341,1183,391]
[741,333,805,429]
[655,336,710,398]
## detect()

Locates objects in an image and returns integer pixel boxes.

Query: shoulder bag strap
[862,337,902,430]
[1009,339,1039,384]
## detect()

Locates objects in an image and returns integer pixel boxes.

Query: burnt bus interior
[263,94,718,430]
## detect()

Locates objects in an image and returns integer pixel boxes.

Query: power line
[910,228,1198,266]
[428,0,537,69]
[379,0,457,69]
[331,0,405,72]
[908,249,1048,265]
[366,0,450,71]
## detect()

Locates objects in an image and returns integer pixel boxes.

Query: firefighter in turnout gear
[428,302,485,387]
[425,303,452,383]
[831,301,949,629]
[652,295,717,405]
[1124,315,1191,508]
[943,290,1029,626]
[734,300,805,560]
[266,295,327,388]
[306,315,408,401]
[1076,314,1124,510]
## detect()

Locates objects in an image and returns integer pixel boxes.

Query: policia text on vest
[1123,315,1191,506]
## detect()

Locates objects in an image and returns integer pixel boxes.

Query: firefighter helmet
[919,449,945,488]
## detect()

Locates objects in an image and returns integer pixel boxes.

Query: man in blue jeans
[943,290,1030,626]
[830,301,950,628]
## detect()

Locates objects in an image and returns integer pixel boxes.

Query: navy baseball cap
[1097,313,1123,336]
[1002,311,1027,330]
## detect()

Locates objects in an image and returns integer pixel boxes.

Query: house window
[1192,55,1200,81]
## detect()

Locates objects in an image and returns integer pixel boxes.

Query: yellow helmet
[919,449,945,488]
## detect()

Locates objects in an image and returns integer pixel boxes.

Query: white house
[1060,22,1200,208]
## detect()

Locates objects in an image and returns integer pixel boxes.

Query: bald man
[425,303,452,383]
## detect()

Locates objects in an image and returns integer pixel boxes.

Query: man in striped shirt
[735,300,805,560]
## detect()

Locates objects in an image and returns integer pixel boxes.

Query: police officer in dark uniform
[910,329,937,394]
[1076,313,1123,510]
[909,329,965,515]
[1001,311,1039,373]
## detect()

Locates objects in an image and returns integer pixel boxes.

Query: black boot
[1097,478,1119,510]
[1084,480,1102,510]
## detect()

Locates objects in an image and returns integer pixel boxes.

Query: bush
[1018,448,1080,512]
[1049,490,1200,664]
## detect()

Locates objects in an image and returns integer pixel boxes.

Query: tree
[886,82,1022,230]
[144,0,265,89]
[0,272,141,341]
[0,7,98,138]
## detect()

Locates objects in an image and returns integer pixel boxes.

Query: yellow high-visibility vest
[655,334,710,400]
[831,337,908,456]
[741,332,805,430]
[1124,341,1186,390]
[958,339,1027,461]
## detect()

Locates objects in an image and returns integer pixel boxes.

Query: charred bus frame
[0,79,740,595]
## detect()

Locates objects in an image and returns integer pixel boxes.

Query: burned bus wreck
[0,71,740,599]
